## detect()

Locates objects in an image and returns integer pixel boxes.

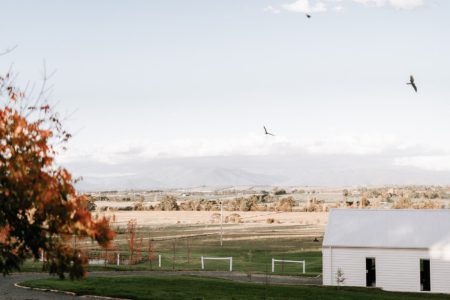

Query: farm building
[322,209,450,293]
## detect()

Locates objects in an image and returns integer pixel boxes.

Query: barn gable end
[323,209,450,293]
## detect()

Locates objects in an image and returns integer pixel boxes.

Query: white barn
[322,209,450,293]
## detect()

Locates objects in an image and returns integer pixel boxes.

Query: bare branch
[0,45,18,56]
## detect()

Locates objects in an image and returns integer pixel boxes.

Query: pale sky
[1,0,450,187]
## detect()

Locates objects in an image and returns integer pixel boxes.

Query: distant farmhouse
[323,209,450,293]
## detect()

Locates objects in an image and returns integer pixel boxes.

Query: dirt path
[1,271,322,299]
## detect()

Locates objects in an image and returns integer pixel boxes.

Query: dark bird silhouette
[306,13,311,18]
[407,75,417,92]
[263,126,275,136]
[313,237,320,242]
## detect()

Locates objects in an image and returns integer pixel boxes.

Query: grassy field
[22,276,450,300]
[22,223,324,276]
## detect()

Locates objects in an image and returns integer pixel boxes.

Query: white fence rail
[271,258,305,273]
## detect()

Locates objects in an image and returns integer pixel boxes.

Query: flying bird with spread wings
[407,75,417,92]
[263,126,275,136]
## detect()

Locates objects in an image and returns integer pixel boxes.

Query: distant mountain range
[65,154,450,191]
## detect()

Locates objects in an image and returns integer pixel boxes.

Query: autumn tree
[86,195,97,211]
[126,219,144,264]
[0,70,115,279]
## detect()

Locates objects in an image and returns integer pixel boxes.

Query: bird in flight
[407,75,417,92]
[306,13,311,18]
[264,126,275,136]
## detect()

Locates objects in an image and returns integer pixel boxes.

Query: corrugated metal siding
[323,248,332,285]
[323,247,450,293]
[431,258,450,293]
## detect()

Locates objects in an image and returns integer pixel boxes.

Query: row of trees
[131,195,297,212]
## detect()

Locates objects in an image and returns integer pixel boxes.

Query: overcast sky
[1,0,450,185]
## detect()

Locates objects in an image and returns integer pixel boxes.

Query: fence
[48,224,322,275]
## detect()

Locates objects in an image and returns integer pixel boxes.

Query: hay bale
[225,213,242,223]
[210,213,221,223]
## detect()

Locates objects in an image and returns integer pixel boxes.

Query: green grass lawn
[22,276,450,300]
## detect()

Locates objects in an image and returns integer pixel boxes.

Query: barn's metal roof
[323,209,450,250]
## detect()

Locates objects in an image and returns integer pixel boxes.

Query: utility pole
[172,240,176,271]
[220,201,223,247]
